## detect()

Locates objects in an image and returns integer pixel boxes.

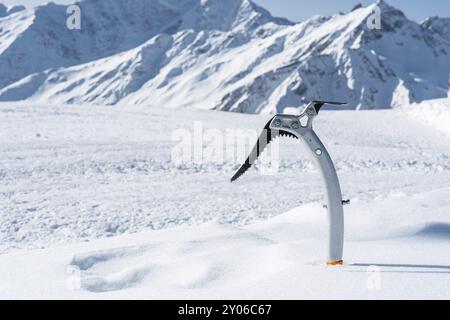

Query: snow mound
[3,189,450,299]
[415,223,450,240]
[69,224,274,292]
[60,188,450,298]
[407,98,450,137]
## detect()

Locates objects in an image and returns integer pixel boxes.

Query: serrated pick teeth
[230,125,299,182]
[279,131,299,139]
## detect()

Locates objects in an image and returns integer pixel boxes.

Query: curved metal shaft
[231,101,346,264]
[302,130,344,263]
[268,102,345,263]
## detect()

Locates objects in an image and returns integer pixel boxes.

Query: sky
[2,0,450,22]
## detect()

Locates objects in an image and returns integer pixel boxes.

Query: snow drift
[407,98,450,137]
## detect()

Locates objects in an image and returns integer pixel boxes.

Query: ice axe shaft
[231,101,346,264]
[302,129,344,263]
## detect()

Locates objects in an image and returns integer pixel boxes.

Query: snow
[0,0,449,110]
[2,191,450,299]
[1,102,450,299]
[0,8,34,55]
[1,0,450,301]
[407,98,450,137]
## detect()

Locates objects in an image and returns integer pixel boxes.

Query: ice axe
[231,101,347,266]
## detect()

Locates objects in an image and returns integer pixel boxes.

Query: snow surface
[1,0,450,300]
[1,102,450,299]
[407,98,450,137]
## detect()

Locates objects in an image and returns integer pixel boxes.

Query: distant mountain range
[0,0,449,112]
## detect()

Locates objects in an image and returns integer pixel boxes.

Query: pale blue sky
[2,0,449,22]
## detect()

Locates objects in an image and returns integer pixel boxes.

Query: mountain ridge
[0,0,449,111]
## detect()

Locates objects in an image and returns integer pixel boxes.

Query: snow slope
[407,98,450,137]
[0,0,449,111]
[1,102,450,299]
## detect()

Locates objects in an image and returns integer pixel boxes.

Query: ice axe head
[230,100,346,183]
[269,101,347,134]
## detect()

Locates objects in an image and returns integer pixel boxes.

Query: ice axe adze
[231,101,347,266]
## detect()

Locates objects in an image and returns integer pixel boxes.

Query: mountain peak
[351,3,363,12]
[0,3,7,17]
[422,16,450,28]
[0,0,449,110]
[348,1,408,22]
[246,0,293,25]
[350,0,408,33]
[421,16,450,43]
[179,0,292,31]
[0,3,26,17]
[375,0,393,8]
[373,0,407,17]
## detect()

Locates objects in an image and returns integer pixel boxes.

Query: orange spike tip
[326,260,344,266]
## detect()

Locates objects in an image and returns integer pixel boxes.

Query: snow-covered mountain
[0,3,24,18]
[0,0,449,111]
